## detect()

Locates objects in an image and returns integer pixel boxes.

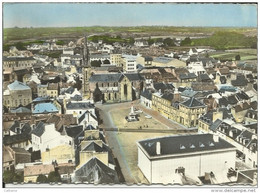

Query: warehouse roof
[138,134,235,158]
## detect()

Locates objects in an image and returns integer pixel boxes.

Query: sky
[3,3,258,28]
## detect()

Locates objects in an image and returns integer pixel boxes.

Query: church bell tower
[82,34,91,99]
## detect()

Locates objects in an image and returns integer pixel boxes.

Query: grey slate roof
[10,107,31,114]
[138,134,235,158]
[179,73,197,80]
[66,102,94,109]
[181,97,205,108]
[161,93,174,101]
[73,157,119,183]
[65,125,84,139]
[31,121,45,137]
[82,142,104,152]
[210,119,223,132]
[89,73,122,82]
[3,134,31,145]
[153,83,174,92]
[140,89,153,100]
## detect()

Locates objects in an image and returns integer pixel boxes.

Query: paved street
[97,102,138,184]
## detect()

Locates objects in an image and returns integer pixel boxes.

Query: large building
[152,93,206,128]
[137,134,236,184]
[89,73,144,103]
[4,81,32,108]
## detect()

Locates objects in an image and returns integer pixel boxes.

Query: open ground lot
[110,107,167,130]
[99,101,196,184]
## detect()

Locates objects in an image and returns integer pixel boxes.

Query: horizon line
[4,25,257,29]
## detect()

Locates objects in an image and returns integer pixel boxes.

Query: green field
[208,49,257,61]
[3,26,257,52]
[4,26,256,43]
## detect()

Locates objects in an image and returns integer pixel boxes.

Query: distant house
[65,101,95,118]
[78,110,98,129]
[188,48,198,56]
[3,146,31,171]
[134,40,148,47]
[199,118,257,168]
[3,81,32,108]
[137,134,236,184]
[140,89,153,108]
[24,164,55,183]
[152,57,186,68]
[31,122,72,152]
[136,55,153,67]
[47,83,59,98]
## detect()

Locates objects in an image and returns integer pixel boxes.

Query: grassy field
[208,48,257,61]
[4,26,257,43]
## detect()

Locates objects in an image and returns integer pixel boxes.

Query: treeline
[88,35,135,45]
[181,31,257,50]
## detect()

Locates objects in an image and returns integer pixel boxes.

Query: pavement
[97,102,138,184]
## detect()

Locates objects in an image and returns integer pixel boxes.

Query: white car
[145,115,152,119]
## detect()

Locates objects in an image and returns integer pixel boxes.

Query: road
[97,102,138,184]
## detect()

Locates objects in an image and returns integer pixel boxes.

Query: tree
[180,37,192,46]
[103,59,110,64]
[91,60,102,67]
[93,83,103,102]
[3,170,24,183]
[147,37,154,46]
[37,174,48,183]
[129,37,135,45]
[235,55,241,61]
[163,38,174,47]
[47,171,61,183]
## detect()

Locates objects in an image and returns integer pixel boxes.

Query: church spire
[83,34,89,67]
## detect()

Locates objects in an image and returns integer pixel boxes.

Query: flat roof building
[137,134,236,184]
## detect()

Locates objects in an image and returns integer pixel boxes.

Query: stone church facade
[89,73,144,103]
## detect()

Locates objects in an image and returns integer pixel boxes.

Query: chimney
[156,142,161,155]
[213,135,219,143]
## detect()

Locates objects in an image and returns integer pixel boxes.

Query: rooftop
[138,134,235,158]
[8,81,31,91]
[33,103,59,114]
[181,97,205,108]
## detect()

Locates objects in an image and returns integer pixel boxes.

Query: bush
[3,170,24,183]
[47,171,61,183]
[37,174,48,183]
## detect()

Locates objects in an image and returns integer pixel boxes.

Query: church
[89,73,144,103]
[80,35,144,103]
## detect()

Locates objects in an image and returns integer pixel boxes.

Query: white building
[31,122,71,152]
[122,54,138,73]
[137,134,236,184]
[188,61,206,76]
[65,101,96,118]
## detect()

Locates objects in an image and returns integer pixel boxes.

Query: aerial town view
[2,2,258,189]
